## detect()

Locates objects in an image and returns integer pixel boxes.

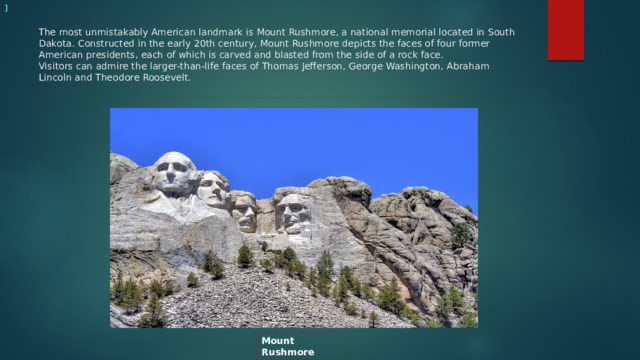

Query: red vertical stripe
[548,0,584,60]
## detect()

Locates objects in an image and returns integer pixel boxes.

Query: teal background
[1,1,638,359]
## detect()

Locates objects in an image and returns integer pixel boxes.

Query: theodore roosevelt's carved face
[198,171,229,209]
[231,193,257,233]
[153,152,196,196]
[276,194,310,234]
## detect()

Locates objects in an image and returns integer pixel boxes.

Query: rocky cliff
[110,151,478,327]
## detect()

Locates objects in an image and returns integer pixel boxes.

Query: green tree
[316,250,334,280]
[340,266,354,288]
[203,251,214,273]
[294,261,307,280]
[210,260,225,279]
[460,311,478,329]
[337,274,349,303]
[369,312,380,328]
[311,286,318,297]
[464,205,473,214]
[286,282,291,291]
[460,312,477,328]
[352,278,362,298]
[378,278,402,314]
[138,293,167,328]
[164,280,175,296]
[260,258,274,273]
[283,247,297,263]
[259,241,269,252]
[425,318,443,328]
[317,276,331,297]
[112,271,125,304]
[149,279,164,298]
[332,285,340,307]
[362,283,374,301]
[308,266,317,286]
[343,300,358,316]
[237,245,254,268]
[452,222,472,247]
[122,277,143,313]
[187,272,198,288]
[274,252,287,269]
[449,286,466,316]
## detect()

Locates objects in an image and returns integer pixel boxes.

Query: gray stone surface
[110,152,478,326]
[109,151,139,185]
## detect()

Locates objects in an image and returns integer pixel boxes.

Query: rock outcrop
[110,152,478,327]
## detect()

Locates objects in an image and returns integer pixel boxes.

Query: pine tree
[338,274,349,303]
[452,223,472,247]
[448,286,466,315]
[203,251,214,273]
[164,280,175,296]
[378,279,402,314]
[308,266,317,286]
[237,245,254,268]
[112,271,125,304]
[138,293,167,328]
[316,250,334,280]
[352,278,362,298]
[369,312,379,328]
[122,277,143,313]
[149,279,164,298]
[260,259,274,273]
[187,272,198,287]
[340,266,354,289]
[460,312,478,328]
[362,283,374,301]
[317,276,331,297]
[210,260,225,279]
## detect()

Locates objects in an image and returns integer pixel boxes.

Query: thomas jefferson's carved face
[276,194,310,234]
[198,172,229,209]
[153,152,195,196]
[232,195,257,233]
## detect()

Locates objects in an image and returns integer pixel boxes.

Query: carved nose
[246,207,255,216]
[166,164,175,176]
[283,207,292,216]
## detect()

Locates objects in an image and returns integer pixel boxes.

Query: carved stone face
[276,194,310,234]
[198,172,229,209]
[153,152,196,196]
[232,195,257,233]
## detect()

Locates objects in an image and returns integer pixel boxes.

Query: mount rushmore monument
[110,151,478,321]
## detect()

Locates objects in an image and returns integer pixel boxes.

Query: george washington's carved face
[153,152,196,196]
[276,194,310,234]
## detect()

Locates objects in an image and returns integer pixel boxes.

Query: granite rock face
[110,151,139,185]
[110,152,478,325]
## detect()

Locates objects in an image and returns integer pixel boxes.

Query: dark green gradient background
[1,1,637,359]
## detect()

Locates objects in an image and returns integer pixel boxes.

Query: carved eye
[157,164,167,171]
[173,163,187,172]
[291,205,302,211]
[201,180,212,187]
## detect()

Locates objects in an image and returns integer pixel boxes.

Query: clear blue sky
[111,108,478,214]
